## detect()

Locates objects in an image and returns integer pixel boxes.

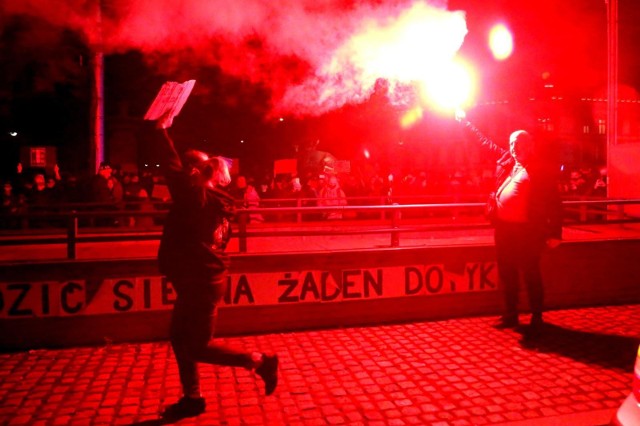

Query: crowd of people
[0,158,608,230]
[0,162,159,229]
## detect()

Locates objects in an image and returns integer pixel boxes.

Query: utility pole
[90,0,105,174]
[606,0,618,196]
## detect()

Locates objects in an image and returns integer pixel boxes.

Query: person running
[155,114,278,419]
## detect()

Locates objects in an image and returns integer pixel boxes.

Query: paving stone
[0,304,638,425]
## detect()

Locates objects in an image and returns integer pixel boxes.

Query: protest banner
[144,80,196,127]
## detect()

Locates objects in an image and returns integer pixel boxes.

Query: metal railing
[0,198,639,259]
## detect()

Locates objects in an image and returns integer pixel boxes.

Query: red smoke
[1,0,467,117]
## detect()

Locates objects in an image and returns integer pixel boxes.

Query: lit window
[583,125,590,134]
[598,119,606,135]
[538,117,553,132]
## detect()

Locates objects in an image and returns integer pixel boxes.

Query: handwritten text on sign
[0,263,496,318]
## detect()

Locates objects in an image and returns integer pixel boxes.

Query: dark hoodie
[156,130,235,282]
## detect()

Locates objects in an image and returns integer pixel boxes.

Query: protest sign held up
[144,80,196,128]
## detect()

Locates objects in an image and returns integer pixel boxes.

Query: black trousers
[168,270,253,397]
[494,220,545,318]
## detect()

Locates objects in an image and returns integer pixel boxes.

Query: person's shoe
[492,315,519,329]
[529,314,545,328]
[256,353,279,396]
[161,396,206,420]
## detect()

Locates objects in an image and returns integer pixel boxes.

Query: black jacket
[156,130,235,280]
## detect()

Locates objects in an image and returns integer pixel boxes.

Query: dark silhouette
[154,114,278,420]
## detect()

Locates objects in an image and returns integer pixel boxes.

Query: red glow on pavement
[488,23,513,61]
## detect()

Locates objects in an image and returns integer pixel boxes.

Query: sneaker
[256,353,279,396]
[161,396,206,420]
[492,315,519,329]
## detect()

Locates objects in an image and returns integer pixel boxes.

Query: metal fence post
[67,212,78,259]
[579,197,587,222]
[391,203,400,247]
[238,213,248,253]
[617,203,625,222]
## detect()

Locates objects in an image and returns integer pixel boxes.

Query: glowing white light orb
[489,24,513,61]
[420,59,476,112]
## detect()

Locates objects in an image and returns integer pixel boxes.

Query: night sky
[0,0,638,178]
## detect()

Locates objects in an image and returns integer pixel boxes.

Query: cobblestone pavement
[1,304,639,426]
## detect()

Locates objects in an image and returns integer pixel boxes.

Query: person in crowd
[592,167,607,198]
[318,175,347,220]
[42,165,63,206]
[270,174,293,201]
[367,173,385,199]
[417,171,429,195]
[257,175,273,201]
[244,176,264,223]
[133,187,156,228]
[1,181,18,213]
[230,175,263,223]
[1,180,23,229]
[458,112,562,329]
[121,173,136,201]
[59,174,84,204]
[27,173,49,205]
[151,174,171,203]
[267,174,294,221]
[567,170,587,197]
[10,162,28,197]
[89,163,117,226]
[299,175,320,221]
[26,173,53,228]
[588,167,608,221]
[122,173,151,227]
[45,177,61,201]
[42,165,65,226]
[140,169,155,199]
[384,173,395,204]
[242,179,264,223]
[579,166,597,192]
[228,175,246,201]
[154,114,278,419]
[288,176,306,222]
[91,162,114,203]
[290,176,302,196]
[108,174,125,226]
[89,162,127,226]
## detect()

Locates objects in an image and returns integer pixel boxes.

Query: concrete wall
[1,239,640,350]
